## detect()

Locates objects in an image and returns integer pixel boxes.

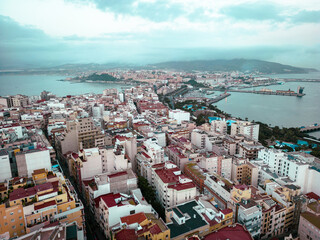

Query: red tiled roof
[149,224,162,235]
[115,229,137,240]
[221,209,233,215]
[203,224,253,240]
[35,182,53,192]
[100,193,122,208]
[141,152,151,159]
[121,212,147,225]
[108,171,127,178]
[234,184,249,191]
[9,187,37,201]
[155,167,181,184]
[168,182,196,191]
[306,192,320,200]
[34,200,56,210]
[202,213,218,227]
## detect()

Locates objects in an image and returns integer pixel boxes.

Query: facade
[231,121,260,141]
[153,162,197,208]
[210,119,227,135]
[169,109,190,124]
[298,201,320,240]
[0,169,84,239]
[198,153,232,180]
[231,158,258,186]
[68,148,104,188]
[95,191,156,238]
[15,149,52,177]
[237,199,262,239]
[0,204,25,238]
[204,174,233,209]
[0,150,12,182]
[83,169,137,211]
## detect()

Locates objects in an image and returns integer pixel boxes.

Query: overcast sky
[0,0,319,69]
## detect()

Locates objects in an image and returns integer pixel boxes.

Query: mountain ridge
[148,58,318,74]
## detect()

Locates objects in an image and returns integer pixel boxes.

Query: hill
[148,59,317,74]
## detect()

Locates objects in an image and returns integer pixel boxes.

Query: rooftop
[167,200,208,239]
[121,212,147,225]
[301,212,320,230]
[203,223,253,240]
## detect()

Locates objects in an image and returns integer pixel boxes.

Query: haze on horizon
[0,0,319,69]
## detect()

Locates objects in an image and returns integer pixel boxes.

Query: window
[130,210,135,215]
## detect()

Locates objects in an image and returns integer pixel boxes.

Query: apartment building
[198,152,232,180]
[95,191,156,238]
[256,148,317,194]
[15,148,52,177]
[231,158,258,186]
[113,212,170,240]
[168,109,190,124]
[165,198,233,240]
[0,150,12,182]
[184,162,207,193]
[204,174,233,209]
[210,119,227,135]
[166,145,188,170]
[231,121,260,141]
[83,169,137,211]
[1,169,84,238]
[153,162,196,208]
[68,148,104,188]
[298,201,320,240]
[0,204,25,238]
[237,199,262,239]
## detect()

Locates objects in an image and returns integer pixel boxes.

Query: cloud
[0,15,47,40]
[291,10,320,23]
[0,0,319,69]
[221,2,284,21]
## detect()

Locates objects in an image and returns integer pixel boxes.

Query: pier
[300,124,320,133]
[207,93,231,104]
[226,88,305,97]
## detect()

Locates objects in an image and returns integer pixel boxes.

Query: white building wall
[25,150,52,177]
[0,153,12,181]
[169,110,190,124]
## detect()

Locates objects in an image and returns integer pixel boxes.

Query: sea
[0,72,319,137]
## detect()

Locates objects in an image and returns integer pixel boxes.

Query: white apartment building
[153,162,197,208]
[0,150,12,182]
[204,174,233,209]
[198,153,232,180]
[256,148,319,194]
[85,169,137,212]
[231,121,260,141]
[96,190,156,238]
[191,129,207,149]
[211,119,227,135]
[168,109,190,124]
[15,148,52,177]
[0,123,23,139]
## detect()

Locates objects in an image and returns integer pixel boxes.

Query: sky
[0,0,319,69]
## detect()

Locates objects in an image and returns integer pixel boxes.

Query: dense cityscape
[0,70,319,240]
[1,0,320,239]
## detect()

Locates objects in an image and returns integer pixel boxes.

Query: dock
[300,124,320,133]
[226,89,305,97]
[207,93,231,104]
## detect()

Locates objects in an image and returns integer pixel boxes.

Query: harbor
[226,86,305,97]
